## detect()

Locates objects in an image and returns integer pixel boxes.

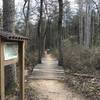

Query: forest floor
[25,54,86,100]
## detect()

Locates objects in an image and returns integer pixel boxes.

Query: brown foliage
[63,43,100,74]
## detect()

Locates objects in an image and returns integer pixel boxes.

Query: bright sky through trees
[0,0,77,9]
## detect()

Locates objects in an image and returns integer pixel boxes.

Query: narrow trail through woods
[26,54,86,100]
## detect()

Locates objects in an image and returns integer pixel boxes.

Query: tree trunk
[3,0,17,93]
[79,1,84,45]
[98,0,100,40]
[84,0,92,48]
[91,10,95,46]
[37,0,43,63]
[23,0,30,36]
[58,0,63,66]
[0,9,3,31]
[3,0,15,33]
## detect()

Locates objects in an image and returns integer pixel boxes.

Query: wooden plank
[0,38,5,100]
[4,59,18,66]
[18,41,25,100]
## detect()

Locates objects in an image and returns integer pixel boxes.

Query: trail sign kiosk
[0,31,28,100]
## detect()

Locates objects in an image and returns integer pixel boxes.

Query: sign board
[4,42,18,60]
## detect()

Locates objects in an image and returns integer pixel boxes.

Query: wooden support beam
[4,59,18,66]
[18,41,25,100]
[0,38,5,100]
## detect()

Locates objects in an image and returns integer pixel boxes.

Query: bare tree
[58,0,63,66]
[3,0,17,93]
[78,0,84,45]
[37,0,44,63]
[84,0,92,48]
[0,9,3,31]
[3,0,15,32]
[23,0,30,36]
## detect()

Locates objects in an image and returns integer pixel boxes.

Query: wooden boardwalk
[26,54,86,100]
[29,54,65,80]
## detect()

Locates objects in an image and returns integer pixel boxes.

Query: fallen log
[65,71,100,79]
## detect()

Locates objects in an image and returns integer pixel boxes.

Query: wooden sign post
[0,31,28,100]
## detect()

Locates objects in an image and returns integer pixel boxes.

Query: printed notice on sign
[4,42,18,60]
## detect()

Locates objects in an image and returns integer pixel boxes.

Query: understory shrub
[63,40,100,74]
[25,51,38,67]
[65,74,100,100]
[50,48,58,58]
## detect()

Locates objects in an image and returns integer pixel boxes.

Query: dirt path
[26,54,86,100]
